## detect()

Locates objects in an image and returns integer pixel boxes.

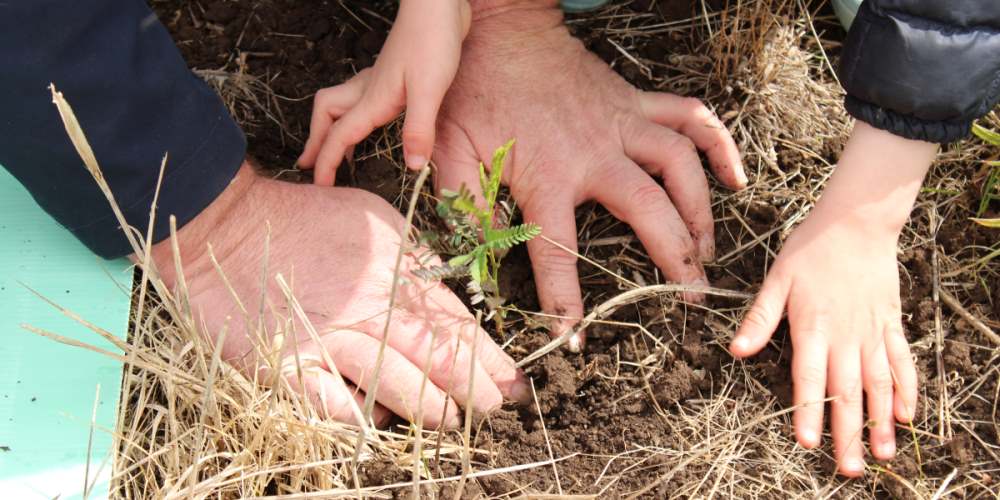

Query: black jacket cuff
[844,95,973,144]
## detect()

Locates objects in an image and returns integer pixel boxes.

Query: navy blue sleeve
[0,0,246,258]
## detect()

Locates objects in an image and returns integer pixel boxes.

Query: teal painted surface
[561,0,610,12]
[0,167,132,499]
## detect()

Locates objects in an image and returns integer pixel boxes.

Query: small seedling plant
[416,140,540,333]
[972,123,1000,228]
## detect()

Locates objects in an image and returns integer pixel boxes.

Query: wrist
[468,0,559,20]
[814,122,938,235]
[144,160,259,287]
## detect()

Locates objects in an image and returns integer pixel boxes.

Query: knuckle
[402,126,433,145]
[626,183,670,215]
[835,388,864,408]
[533,241,578,271]
[683,97,716,122]
[742,304,774,330]
[429,342,460,380]
[794,366,826,389]
[868,373,895,396]
[315,87,332,104]
[668,134,698,156]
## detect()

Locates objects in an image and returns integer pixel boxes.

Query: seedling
[971,123,1000,228]
[416,140,540,332]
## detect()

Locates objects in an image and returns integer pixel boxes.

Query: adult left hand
[434,2,746,347]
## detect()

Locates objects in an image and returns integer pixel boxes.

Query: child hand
[729,209,917,476]
[729,123,938,477]
[297,0,471,185]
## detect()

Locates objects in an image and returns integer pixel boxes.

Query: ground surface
[124,0,1000,497]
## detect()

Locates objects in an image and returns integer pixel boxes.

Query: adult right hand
[149,161,529,428]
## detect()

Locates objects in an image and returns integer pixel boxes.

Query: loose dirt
[153,0,999,497]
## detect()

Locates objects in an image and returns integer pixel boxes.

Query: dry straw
[22,0,1000,497]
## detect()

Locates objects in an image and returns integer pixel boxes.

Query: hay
[33,1,1000,497]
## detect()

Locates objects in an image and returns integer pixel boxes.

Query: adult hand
[298,0,472,184]
[434,2,746,347]
[730,123,936,476]
[150,161,529,428]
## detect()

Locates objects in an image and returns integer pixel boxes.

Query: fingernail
[698,237,715,262]
[510,378,532,405]
[406,154,428,170]
[842,458,865,475]
[567,334,583,353]
[800,429,819,448]
[731,335,750,352]
[684,278,708,303]
[736,168,749,188]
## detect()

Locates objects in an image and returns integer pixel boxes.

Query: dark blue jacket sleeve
[0,0,246,258]
[840,0,1000,143]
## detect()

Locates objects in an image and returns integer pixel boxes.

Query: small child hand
[729,212,918,477]
[298,0,471,185]
[729,123,937,477]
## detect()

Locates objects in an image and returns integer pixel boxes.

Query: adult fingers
[520,188,586,351]
[315,329,461,428]
[402,75,450,170]
[624,121,715,260]
[637,91,746,189]
[343,381,393,427]
[313,92,402,186]
[730,271,790,357]
[862,337,897,461]
[828,347,866,477]
[398,272,530,403]
[298,70,370,169]
[592,164,706,302]
[885,322,918,424]
[279,354,390,426]
[363,310,505,417]
[787,305,828,449]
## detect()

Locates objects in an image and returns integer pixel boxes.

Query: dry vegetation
[32,1,999,498]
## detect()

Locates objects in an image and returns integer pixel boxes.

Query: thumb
[402,78,449,170]
[730,271,790,357]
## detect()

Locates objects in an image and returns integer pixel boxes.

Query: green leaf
[972,217,1000,228]
[485,139,515,209]
[470,251,489,285]
[973,123,1000,147]
[448,253,475,268]
[478,161,489,202]
[482,223,541,251]
[978,166,1000,216]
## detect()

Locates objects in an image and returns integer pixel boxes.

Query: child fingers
[624,122,715,261]
[313,91,403,186]
[828,349,866,477]
[788,310,828,448]
[885,322,918,423]
[298,71,370,168]
[730,273,789,357]
[402,77,449,170]
[862,339,897,460]
[637,91,746,189]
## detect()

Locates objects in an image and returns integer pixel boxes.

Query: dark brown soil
[154,0,999,497]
